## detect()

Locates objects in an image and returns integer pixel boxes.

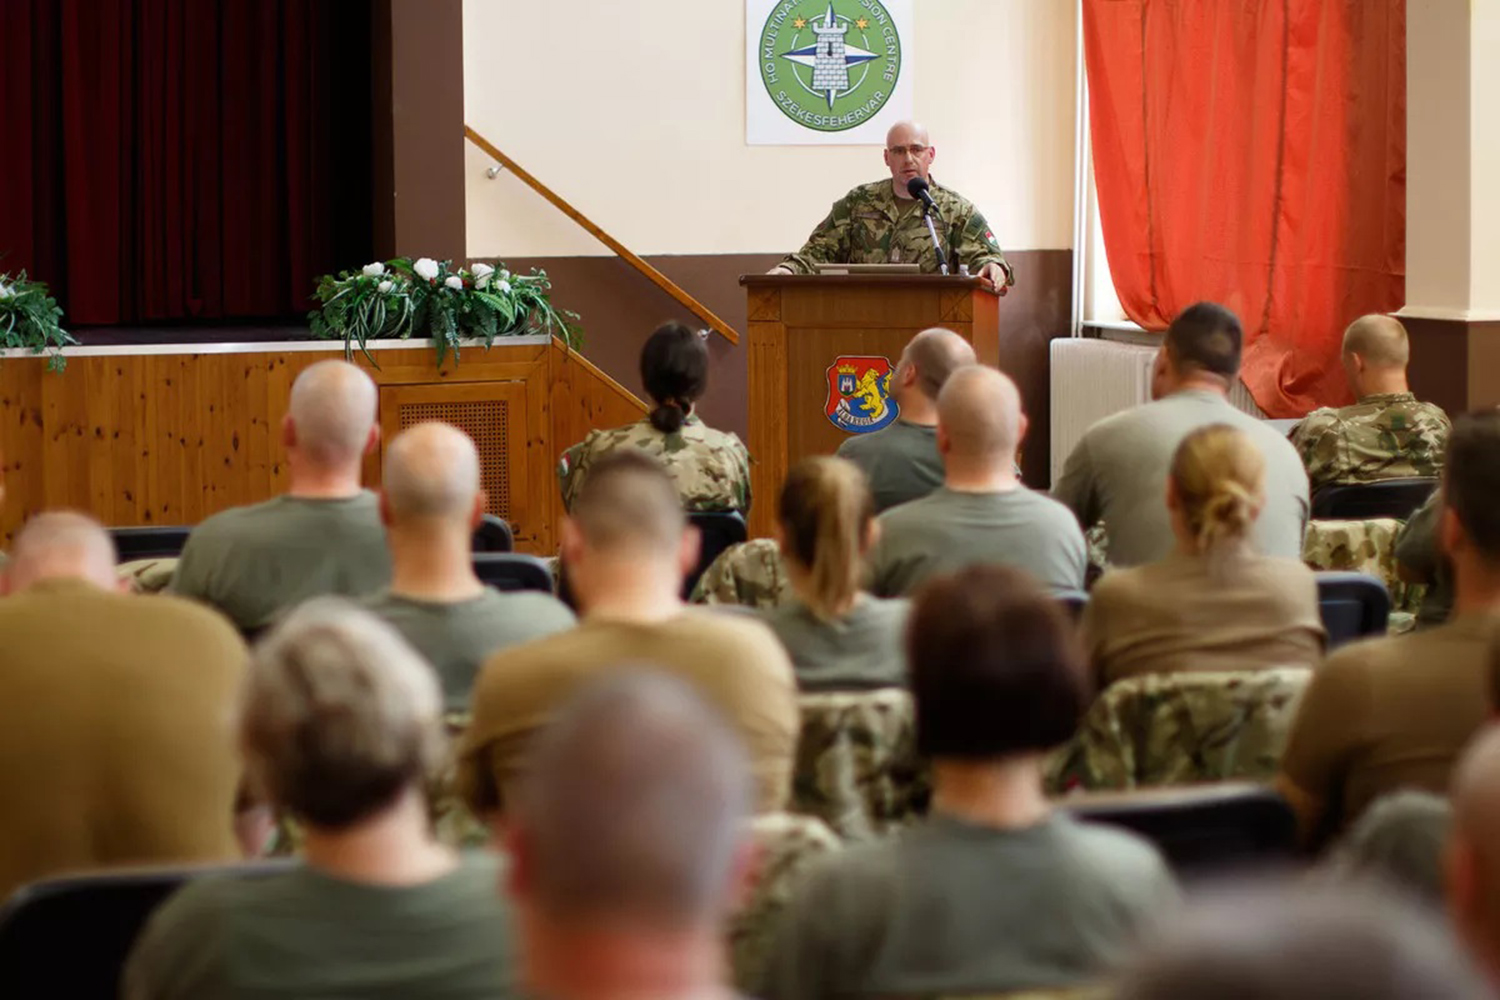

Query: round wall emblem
[758,0,902,133]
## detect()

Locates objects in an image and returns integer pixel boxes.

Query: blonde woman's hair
[777,457,876,620]
[1170,423,1266,553]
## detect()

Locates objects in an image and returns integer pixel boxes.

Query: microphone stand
[920,205,949,276]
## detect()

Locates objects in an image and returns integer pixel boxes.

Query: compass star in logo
[780,1,878,110]
[758,0,902,133]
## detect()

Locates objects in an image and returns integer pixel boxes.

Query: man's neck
[890,178,915,202]
[286,457,363,500]
[930,755,1050,830]
[1167,374,1230,399]
[1450,560,1500,617]
[387,525,485,603]
[524,920,731,1000]
[943,458,1020,494]
[299,790,457,887]
[1356,370,1411,399]
[576,559,684,624]
[894,392,937,427]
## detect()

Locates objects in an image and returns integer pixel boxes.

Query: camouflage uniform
[1302,517,1427,633]
[557,413,752,513]
[780,178,1015,282]
[689,539,792,609]
[730,813,842,995]
[1289,392,1451,491]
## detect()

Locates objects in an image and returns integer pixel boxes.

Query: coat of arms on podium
[825,355,898,434]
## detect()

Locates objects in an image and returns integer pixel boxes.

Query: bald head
[885,120,930,148]
[286,361,378,468]
[6,511,118,591]
[884,120,935,190]
[902,327,977,401]
[514,671,750,928]
[382,422,481,525]
[937,365,1023,462]
[1343,315,1410,370]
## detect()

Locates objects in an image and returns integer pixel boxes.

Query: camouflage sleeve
[780,195,855,274]
[557,439,589,513]
[952,205,1013,285]
[732,437,753,513]
[1394,492,1441,583]
[1289,410,1341,489]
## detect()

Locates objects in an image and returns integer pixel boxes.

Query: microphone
[907,176,938,214]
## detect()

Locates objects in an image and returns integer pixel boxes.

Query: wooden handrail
[464,125,740,345]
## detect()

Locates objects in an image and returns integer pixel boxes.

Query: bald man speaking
[770,121,1013,293]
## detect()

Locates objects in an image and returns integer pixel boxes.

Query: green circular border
[758,1,902,133]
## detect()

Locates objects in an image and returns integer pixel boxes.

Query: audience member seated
[1083,423,1324,688]
[505,672,751,1000]
[171,360,391,633]
[1289,314,1450,492]
[761,566,1177,1000]
[123,600,513,999]
[1054,302,1309,568]
[558,321,751,513]
[1276,411,1500,843]
[363,421,575,711]
[691,537,792,609]
[868,366,1086,596]
[1112,882,1486,1000]
[1397,491,1454,628]
[1448,724,1500,987]
[458,451,798,817]
[763,457,908,691]
[834,327,976,511]
[0,513,245,901]
[1325,791,1450,906]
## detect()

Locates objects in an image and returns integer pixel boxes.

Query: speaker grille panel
[397,400,511,519]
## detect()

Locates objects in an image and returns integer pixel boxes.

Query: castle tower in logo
[810,3,851,104]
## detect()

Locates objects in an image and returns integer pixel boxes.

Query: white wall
[1471,0,1500,313]
[463,0,1078,258]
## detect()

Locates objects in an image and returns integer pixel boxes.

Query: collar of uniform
[1356,391,1417,405]
[870,176,947,216]
[13,576,111,598]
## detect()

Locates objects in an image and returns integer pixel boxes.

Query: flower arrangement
[308,257,582,366]
[0,272,75,372]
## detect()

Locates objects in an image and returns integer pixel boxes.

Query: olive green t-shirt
[123,853,514,1000]
[761,596,910,691]
[362,589,577,711]
[835,420,943,513]
[171,493,392,633]
[761,812,1177,1000]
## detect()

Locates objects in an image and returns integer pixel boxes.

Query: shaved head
[937,365,1023,461]
[902,328,977,400]
[287,361,378,467]
[884,120,935,191]
[7,511,118,591]
[382,422,481,523]
[1343,315,1410,369]
[885,120,930,148]
[569,451,686,555]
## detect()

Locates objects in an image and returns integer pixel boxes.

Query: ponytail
[640,322,708,435]
[778,457,875,620]
[1170,424,1266,555]
[649,400,688,434]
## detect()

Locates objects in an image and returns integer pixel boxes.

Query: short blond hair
[1342,315,1410,369]
[1170,424,1266,552]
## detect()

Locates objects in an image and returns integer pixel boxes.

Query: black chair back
[470,514,514,553]
[1066,783,1298,877]
[1310,478,1438,521]
[1316,571,1390,648]
[685,511,748,599]
[109,525,192,561]
[473,553,554,594]
[0,861,292,998]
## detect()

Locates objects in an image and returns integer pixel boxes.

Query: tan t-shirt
[457,610,799,815]
[1083,551,1326,688]
[1280,613,1498,832]
[0,579,246,900]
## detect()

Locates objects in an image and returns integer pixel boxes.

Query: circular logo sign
[758,1,902,133]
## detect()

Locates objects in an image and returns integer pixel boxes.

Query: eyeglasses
[886,144,930,158]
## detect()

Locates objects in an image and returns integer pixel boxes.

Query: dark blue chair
[472,552,554,594]
[685,510,749,599]
[470,514,514,553]
[109,525,192,561]
[1316,571,1391,648]
[1310,478,1438,521]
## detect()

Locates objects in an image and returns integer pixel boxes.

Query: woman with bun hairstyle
[763,456,909,690]
[558,322,751,513]
[1082,423,1325,689]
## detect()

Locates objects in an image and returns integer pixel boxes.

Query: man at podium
[769,121,1013,294]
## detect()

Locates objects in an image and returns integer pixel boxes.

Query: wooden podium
[739,274,1001,539]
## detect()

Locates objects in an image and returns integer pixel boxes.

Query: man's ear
[936,421,952,457]
[470,491,488,531]
[901,361,919,390]
[1447,835,1480,935]
[1441,503,1466,560]
[1016,411,1031,447]
[280,414,297,451]
[1165,475,1182,515]
[678,526,703,580]
[378,490,394,528]
[727,835,763,912]
[559,518,584,565]
[364,423,381,457]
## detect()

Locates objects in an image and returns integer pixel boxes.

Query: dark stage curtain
[0,0,373,326]
[1083,0,1406,417]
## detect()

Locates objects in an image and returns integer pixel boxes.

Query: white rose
[362,262,386,277]
[445,275,465,290]
[377,280,394,293]
[497,280,512,294]
[413,257,440,281]
[472,262,495,288]
[499,269,511,281]
[0,284,12,299]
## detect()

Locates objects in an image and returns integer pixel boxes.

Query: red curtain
[1083,0,1406,417]
[0,0,372,326]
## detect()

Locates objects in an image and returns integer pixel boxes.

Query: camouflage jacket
[780,178,1014,282]
[558,414,752,513]
[690,538,792,609]
[1303,517,1426,618]
[1290,392,1450,490]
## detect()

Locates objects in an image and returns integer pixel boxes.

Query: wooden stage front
[0,335,646,554]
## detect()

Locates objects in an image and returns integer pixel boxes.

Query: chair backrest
[0,861,293,998]
[472,553,555,594]
[109,525,192,561]
[470,513,514,553]
[684,511,748,598]
[729,813,842,995]
[1044,669,1312,794]
[1310,477,1439,521]
[794,689,927,841]
[1315,571,1391,648]
[1303,517,1423,617]
[689,538,792,610]
[1065,783,1298,876]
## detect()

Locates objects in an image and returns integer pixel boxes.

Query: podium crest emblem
[825,356,898,434]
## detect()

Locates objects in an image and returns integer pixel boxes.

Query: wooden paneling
[0,340,644,554]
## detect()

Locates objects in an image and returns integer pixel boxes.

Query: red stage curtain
[1082,0,1406,417]
[0,0,371,326]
